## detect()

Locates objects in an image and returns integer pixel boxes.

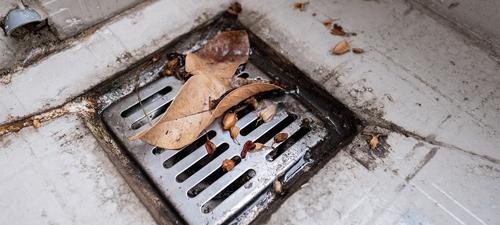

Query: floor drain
[98,13,358,225]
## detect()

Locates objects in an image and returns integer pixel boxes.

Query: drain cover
[98,14,357,225]
[103,63,327,224]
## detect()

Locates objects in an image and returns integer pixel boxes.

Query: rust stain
[0,99,95,136]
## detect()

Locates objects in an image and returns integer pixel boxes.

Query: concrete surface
[0,114,155,225]
[1,0,499,224]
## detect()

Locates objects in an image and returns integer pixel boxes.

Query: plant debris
[324,19,333,30]
[222,113,238,130]
[230,126,240,144]
[273,177,282,193]
[245,97,258,109]
[332,39,351,54]
[257,103,277,124]
[272,133,288,148]
[312,13,317,16]
[448,2,459,9]
[248,143,269,153]
[331,23,346,35]
[222,159,235,172]
[227,2,242,16]
[293,3,306,11]
[353,48,364,54]
[33,120,41,128]
[128,31,282,149]
[362,133,387,149]
[205,134,217,156]
[241,140,256,158]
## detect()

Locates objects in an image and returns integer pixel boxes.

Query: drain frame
[90,12,359,225]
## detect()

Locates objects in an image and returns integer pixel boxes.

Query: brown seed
[222,159,235,172]
[293,3,306,11]
[151,55,162,63]
[241,140,255,158]
[312,13,317,16]
[273,177,282,193]
[303,118,310,124]
[162,69,173,76]
[272,133,288,148]
[230,126,240,145]
[248,143,269,153]
[205,135,217,156]
[324,19,333,30]
[223,113,238,130]
[166,58,179,70]
[353,48,364,54]
[33,119,41,128]
[332,39,351,54]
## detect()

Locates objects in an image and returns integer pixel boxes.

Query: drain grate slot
[201,169,256,214]
[162,130,217,166]
[266,126,311,161]
[131,100,172,130]
[176,143,230,183]
[188,155,242,198]
[121,86,172,117]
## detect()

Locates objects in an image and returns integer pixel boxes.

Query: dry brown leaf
[128,82,280,149]
[362,133,386,149]
[324,19,333,30]
[185,31,249,78]
[205,134,217,156]
[332,39,351,54]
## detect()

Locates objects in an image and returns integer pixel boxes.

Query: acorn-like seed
[223,113,238,130]
[230,126,240,145]
[33,119,41,128]
[274,177,282,193]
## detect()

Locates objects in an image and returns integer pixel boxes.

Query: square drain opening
[97,13,358,225]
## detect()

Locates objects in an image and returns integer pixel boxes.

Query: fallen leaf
[272,133,288,148]
[222,159,235,172]
[332,39,351,54]
[353,48,364,54]
[362,133,386,149]
[185,31,249,78]
[128,81,280,149]
[293,3,306,11]
[241,140,256,158]
[324,19,333,30]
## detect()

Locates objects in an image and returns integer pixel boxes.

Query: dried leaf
[353,48,364,54]
[272,133,288,148]
[362,133,386,149]
[222,159,235,172]
[185,31,249,78]
[332,39,351,54]
[128,81,280,149]
[205,134,217,156]
[331,23,346,36]
[324,19,333,30]
[293,3,306,11]
[242,140,256,158]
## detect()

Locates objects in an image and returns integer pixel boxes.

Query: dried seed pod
[332,39,351,54]
[245,97,258,109]
[353,48,364,54]
[272,133,288,148]
[257,104,277,124]
[151,55,162,63]
[230,126,240,145]
[303,118,310,124]
[294,3,306,11]
[223,113,238,130]
[331,23,346,36]
[273,177,282,193]
[162,69,173,76]
[166,58,180,70]
[241,140,256,159]
[222,159,235,172]
[33,119,41,128]
[205,135,216,156]
[312,13,317,16]
[323,19,333,30]
[248,143,269,153]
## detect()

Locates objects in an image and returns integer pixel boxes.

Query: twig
[135,74,152,127]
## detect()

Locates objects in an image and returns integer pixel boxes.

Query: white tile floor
[1,0,499,224]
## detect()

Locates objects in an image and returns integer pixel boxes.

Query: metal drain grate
[102,63,327,224]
